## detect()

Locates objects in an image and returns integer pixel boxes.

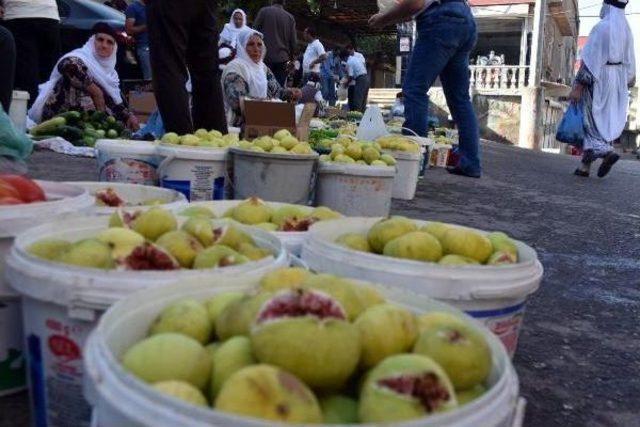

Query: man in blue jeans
[125,0,152,80]
[370,0,481,178]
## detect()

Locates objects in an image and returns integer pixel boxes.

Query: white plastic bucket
[229,147,319,205]
[182,200,342,256]
[0,181,93,397]
[84,276,522,427]
[9,90,30,132]
[157,145,228,202]
[301,218,543,357]
[95,140,162,186]
[5,216,287,427]
[71,181,188,215]
[382,150,421,200]
[316,163,395,217]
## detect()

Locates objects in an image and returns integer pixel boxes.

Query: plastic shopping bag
[0,107,32,161]
[556,103,584,147]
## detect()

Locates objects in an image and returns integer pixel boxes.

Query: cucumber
[30,117,66,136]
[52,125,84,141]
[59,111,82,124]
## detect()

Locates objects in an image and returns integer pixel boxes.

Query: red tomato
[0,180,20,200]
[0,196,23,205]
[0,175,46,203]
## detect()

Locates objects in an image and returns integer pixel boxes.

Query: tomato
[0,175,46,203]
[0,196,23,205]
[0,180,20,200]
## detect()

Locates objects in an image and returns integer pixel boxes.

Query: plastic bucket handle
[156,153,176,180]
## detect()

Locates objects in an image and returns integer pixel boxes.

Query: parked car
[57,0,142,80]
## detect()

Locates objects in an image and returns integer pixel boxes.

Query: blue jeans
[137,46,152,80]
[321,74,336,106]
[403,2,480,174]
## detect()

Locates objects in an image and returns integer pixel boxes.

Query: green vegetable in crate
[58,110,82,125]
[29,116,66,136]
[52,125,83,142]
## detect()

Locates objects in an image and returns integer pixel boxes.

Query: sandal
[597,152,620,178]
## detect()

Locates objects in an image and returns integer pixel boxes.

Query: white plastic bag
[356,106,388,141]
[377,0,397,13]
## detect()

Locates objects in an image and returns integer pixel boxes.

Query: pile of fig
[336,217,520,266]
[26,207,273,270]
[180,197,342,233]
[93,187,167,208]
[121,268,493,424]
[236,130,315,155]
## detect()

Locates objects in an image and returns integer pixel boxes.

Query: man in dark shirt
[254,0,297,87]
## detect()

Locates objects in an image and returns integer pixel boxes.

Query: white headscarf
[219,9,248,48]
[29,35,122,123]
[580,1,635,142]
[222,29,269,99]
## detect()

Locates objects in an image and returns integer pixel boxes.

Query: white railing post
[469,65,530,92]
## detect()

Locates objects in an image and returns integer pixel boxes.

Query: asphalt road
[2,142,639,426]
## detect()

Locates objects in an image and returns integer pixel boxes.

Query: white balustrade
[469,65,529,93]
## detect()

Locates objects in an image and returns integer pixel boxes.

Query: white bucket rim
[11,90,30,100]
[69,182,188,214]
[318,161,396,177]
[85,276,520,427]
[381,149,422,160]
[229,146,319,160]
[96,139,159,155]
[303,217,543,300]
[157,144,228,160]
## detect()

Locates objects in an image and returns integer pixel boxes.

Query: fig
[280,136,299,150]
[232,197,272,225]
[209,336,256,399]
[438,254,480,265]
[320,394,359,424]
[152,381,208,407]
[308,206,341,221]
[216,292,272,340]
[416,311,467,334]
[181,216,215,246]
[280,216,317,231]
[355,303,418,369]
[303,274,384,321]
[204,291,244,331]
[362,146,381,164]
[149,299,212,344]
[251,289,361,390]
[383,231,442,262]
[96,228,146,260]
[420,222,451,242]
[27,239,71,261]
[155,230,203,268]
[456,384,486,405]
[214,224,255,250]
[330,144,345,159]
[271,146,289,154]
[335,233,371,252]
[122,333,212,390]
[238,242,272,261]
[380,154,397,166]
[180,206,216,219]
[121,242,180,270]
[205,342,220,358]
[108,209,140,228]
[95,187,125,207]
[254,222,279,232]
[413,323,491,391]
[345,143,362,160]
[487,250,518,265]
[271,205,307,228]
[161,132,180,145]
[259,267,311,292]
[215,364,322,423]
[367,217,417,254]
[441,228,493,263]
[57,239,114,269]
[359,354,457,423]
[334,154,355,164]
[192,245,248,269]
[131,208,178,241]
[290,143,313,155]
[487,231,518,257]
[370,160,388,167]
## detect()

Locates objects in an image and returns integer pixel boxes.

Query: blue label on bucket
[465,302,526,357]
[27,334,48,427]
[162,177,225,202]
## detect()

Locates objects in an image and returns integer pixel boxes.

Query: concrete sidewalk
[2,142,639,427]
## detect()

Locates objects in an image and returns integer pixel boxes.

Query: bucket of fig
[5,210,287,427]
[0,179,93,397]
[301,217,543,357]
[83,268,524,427]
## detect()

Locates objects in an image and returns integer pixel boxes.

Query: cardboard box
[243,100,316,141]
[124,80,156,123]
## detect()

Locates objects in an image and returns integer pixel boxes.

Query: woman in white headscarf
[219,9,248,48]
[28,23,138,130]
[569,0,635,178]
[221,29,300,127]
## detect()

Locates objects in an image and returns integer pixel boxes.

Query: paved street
[2,142,639,426]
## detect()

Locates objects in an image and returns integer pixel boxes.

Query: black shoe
[446,166,481,178]
[597,152,620,178]
[574,168,589,177]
